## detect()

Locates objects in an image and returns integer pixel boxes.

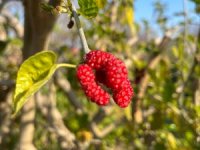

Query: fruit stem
[56,63,76,68]
[71,1,90,53]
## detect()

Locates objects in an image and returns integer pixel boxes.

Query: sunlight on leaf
[12,51,76,117]
[125,4,136,35]
[167,132,177,150]
[124,105,132,121]
[12,51,57,117]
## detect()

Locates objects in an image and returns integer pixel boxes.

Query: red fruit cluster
[77,50,133,108]
[76,64,110,105]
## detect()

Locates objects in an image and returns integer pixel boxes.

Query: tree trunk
[19,0,60,149]
[22,0,59,59]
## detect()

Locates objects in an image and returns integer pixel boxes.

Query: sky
[134,0,199,27]
[6,0,200,36]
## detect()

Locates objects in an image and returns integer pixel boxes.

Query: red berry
[77,50,134,108]
[85,50,114,69]
[105,58,128,90]
[76,64,95,86]
[113,79,134,108]
[77,64,109,105]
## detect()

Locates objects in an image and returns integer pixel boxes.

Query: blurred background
[0,0,200,149]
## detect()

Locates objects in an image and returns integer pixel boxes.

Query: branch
[89,107,116,138]
[0,0,21,12]
[18,0,61,149]
[194,79,200,106]
[178,25,200,104]
[54,72,84,113]
[90,122,118,138]
[91,107,113,124]
[177,26,200,107]
[183,0,188,53]
[36,83,77,149]
[19,97,36,150]
[70,1,90,53]
[1,10,24,38]
[132,29,173,122]
[0,91,12,145]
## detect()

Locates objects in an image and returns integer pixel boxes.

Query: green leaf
[40,3,54,12]
[190,0,200,4]
[78,0,99,19]
[96,0,107,8]
[162,79,175,102]
[12,51,57,117]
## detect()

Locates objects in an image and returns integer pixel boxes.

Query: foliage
[13,51,57,116]
[0,0,200,150]
[12,51,75,116]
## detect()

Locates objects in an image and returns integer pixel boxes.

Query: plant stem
[70,1,90,53]
[57,63,76,68]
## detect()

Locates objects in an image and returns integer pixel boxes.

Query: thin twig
[1,10,24,38]
[177,27,200,107]
[90,122,118,138]
[70,1,90,53]
[177,0,189,107]
[183,0,188,53]
[89,107,116,138]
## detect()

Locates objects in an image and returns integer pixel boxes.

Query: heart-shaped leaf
[12,51,57,117]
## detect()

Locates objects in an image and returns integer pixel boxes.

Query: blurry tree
[0,0,200,150]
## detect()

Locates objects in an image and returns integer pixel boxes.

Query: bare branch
[89,107,116,138]
[177,27,200,107]
[0,91,12,145]
[182,0,189,53]
[132,30,173,123]
[91,107,113,124]
[54,72,84,113]
[36,83,77,150]
[90,122,117,138]
[19,97,36,150]
[194,79,200,106]
[0,0,21,12]
[1,10,24,38]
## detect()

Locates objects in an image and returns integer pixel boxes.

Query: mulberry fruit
[77,50,134,107]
